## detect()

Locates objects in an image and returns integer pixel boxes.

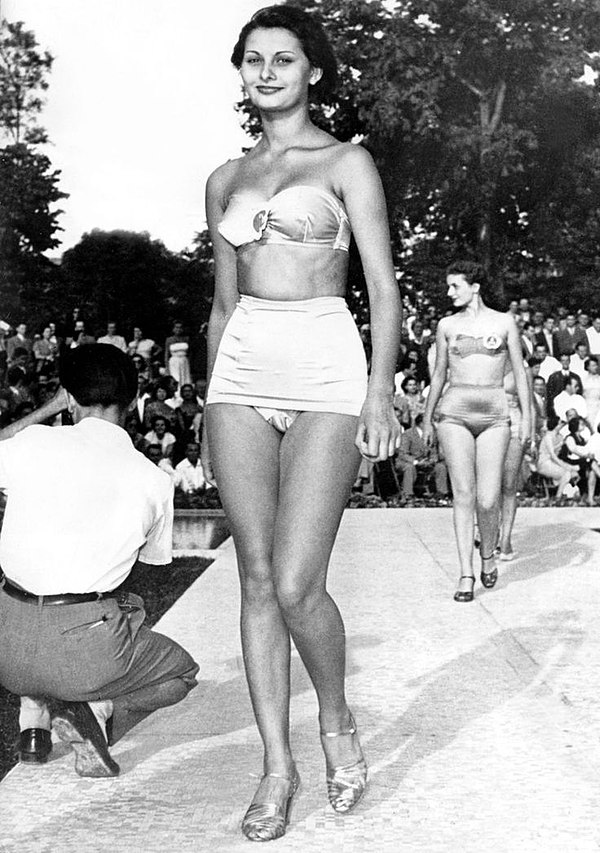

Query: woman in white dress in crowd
[582,356,600,430]
[165,321,192,391]
[202,5,401,842]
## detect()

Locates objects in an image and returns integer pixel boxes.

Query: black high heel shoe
[453,576,475,602]
[480,553,498,589]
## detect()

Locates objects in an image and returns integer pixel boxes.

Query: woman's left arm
[335,145,402,461]
[506,317,532,442]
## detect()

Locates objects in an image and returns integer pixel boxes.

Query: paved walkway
[1,508,600,853]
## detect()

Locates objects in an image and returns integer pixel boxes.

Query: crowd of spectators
[6,293,600,509]
[0,311,210,507]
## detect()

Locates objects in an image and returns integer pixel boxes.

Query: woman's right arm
[422,319,449,444]
[202,166,240,485]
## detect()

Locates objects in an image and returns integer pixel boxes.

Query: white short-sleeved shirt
[0,417,173,594]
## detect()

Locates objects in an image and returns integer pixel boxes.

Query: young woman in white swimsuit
[202,6,401,842]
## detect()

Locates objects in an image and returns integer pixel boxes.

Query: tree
[273,0,600,305]
[0,20,53,146]
[61,229,214,375]
[0,19,66,324]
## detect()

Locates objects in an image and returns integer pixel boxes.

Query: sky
[3,0,267,254]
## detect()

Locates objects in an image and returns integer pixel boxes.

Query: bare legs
[206,404,362,808]
[499,435,526,555]
[437,423,510,593]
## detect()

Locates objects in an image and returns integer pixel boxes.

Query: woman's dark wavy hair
[446,260,490,300]
[230,4,338,102]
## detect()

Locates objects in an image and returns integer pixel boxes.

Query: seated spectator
[532,375,547,437]
[5,366,35,417]
[394,414,448,500]
[556,313,587,356]
[559,416,600,504]
[124,413,148,453]
[69,320,96,348]
[145,442,175,476]
[553,376,588,423]
[532,343,561,382]
[144,416,176,460]
[174,442,206,493]
[394,377,425,429]
[535,419,580,498]
[569,341,589,383]
[143,382,178,433]
[33,327,58,377]
[6,323,33,367]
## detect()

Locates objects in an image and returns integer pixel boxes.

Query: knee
[239,563,278,608]
[452,483,474,507]
[275,576,320,622]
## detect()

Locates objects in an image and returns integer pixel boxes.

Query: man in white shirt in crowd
[0,345,198,776]
[533,342,561,382]
[569,341,590,384]
[97,321,127,352]
[553,377,588,424]
[174,441,206,493]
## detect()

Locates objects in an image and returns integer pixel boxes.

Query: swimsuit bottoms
[206,295,368,432]
[435,384,510,438]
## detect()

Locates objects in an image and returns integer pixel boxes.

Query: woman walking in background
[423,261,530,602]
[202,5,400,842]
[497,355,534,560]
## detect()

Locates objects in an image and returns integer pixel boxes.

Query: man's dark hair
[6,366,24,386]
[12,346,28,359]
[231,4,338,101]
[59,344,137,409]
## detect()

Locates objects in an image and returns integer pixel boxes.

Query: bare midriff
[236,243,349,301]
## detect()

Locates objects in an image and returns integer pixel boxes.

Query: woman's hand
[200,437,217,487]
[422,416,435,448]
[355,393,401,461]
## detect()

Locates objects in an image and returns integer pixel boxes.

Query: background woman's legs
[474,426,511,561]
[499,435,526,556]
[436,422,477,591]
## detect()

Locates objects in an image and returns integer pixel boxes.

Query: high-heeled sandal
[320,713,367,813]
[480,552,498,589]
[241,770,300,842]
[453,575,475,602]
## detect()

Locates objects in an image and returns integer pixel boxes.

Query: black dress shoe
[18,728,52,764]
[48,699,120,778]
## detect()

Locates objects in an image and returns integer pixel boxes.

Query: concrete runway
[1,507,599,852]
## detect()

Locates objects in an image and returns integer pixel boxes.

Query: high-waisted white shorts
[206,295,368,418]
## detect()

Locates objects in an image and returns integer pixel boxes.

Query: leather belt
[1,575,114,606]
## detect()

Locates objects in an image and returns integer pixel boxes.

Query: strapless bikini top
[449,334,507,358]
[217,185,351,251]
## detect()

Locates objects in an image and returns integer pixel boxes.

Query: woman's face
[240,27,319,112]
[588,360,599,375]
[156,387,167,402]
[447,274,476,308]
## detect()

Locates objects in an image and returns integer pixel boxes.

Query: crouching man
[0,344,198,777]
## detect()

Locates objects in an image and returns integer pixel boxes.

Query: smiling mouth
[256,86,282,93]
